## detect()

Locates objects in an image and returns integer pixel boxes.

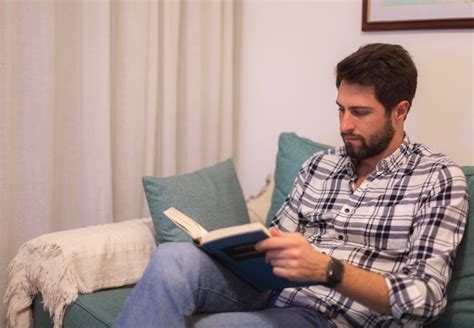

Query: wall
[237,0,474,197]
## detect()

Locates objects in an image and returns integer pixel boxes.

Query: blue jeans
[115,242,331,328]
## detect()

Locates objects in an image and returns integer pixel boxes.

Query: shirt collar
[376,134,411,174]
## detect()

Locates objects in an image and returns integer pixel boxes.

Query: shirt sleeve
[382,164,468,324]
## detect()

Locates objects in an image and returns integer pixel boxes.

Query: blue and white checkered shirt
[271,136,468,327]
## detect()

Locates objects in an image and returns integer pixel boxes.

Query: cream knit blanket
[4,218,156,328]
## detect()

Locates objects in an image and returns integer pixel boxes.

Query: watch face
[326,258,344,288]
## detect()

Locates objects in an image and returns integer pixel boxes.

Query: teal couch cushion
[143,159,249,244]
[265,132,332,226]
[428,166,474,327]
[34,287,133,328]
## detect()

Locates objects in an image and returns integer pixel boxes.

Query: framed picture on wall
[362,0,474,31]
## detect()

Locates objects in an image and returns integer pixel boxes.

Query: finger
[272,267,287,278]
[255,236,290,251]
[272,267,300,281]
[269,228,283,237]
[265,249,286,262]
[268,258,298,269]
[270,228,296,238]
[265,248,298,261]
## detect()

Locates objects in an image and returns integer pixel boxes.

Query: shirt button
[344,208,350,214]
[338,235,344,240]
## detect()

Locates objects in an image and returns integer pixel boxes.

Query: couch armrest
[4,218,156,328]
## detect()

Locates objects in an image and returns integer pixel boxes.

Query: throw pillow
[266,132,332,226]
[428,166,474,328]
[143,159,250,244]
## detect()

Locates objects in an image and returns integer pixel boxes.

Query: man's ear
[393,100,410,121]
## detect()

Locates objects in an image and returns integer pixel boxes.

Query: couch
[5,132,474,328]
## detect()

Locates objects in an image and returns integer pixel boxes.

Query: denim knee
[148,242,203,280]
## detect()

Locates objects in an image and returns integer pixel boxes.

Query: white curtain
[0,0,237,323]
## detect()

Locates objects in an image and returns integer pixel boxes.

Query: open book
[163,207,310,291]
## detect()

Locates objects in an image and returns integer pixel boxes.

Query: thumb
[269,228,286,237]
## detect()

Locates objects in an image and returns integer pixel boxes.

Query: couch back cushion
[429,166,474,327]
[265,132,332,226]
[143,159,249,244]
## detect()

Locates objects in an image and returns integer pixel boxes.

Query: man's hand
[254,228,330,283]
[255,228,392,315]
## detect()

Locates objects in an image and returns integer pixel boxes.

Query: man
[115,43,468,327]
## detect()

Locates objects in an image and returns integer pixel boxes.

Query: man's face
[336,81,395,164]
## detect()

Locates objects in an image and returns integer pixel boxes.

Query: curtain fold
[0,0,237,324]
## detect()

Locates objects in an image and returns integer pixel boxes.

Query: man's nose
[340,113,355,133]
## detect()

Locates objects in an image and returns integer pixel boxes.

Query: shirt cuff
[383,272,438,323]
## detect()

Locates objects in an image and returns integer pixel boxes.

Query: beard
[341,117,395,165]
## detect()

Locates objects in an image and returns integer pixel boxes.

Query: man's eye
[337,107,344,113]
[352,110,368,117]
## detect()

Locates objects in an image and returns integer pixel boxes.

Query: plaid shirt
[271,136,468,328]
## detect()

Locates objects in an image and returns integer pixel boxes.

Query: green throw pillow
[143,159,250,244]
[266,133,332,226]
[428,166,474,327]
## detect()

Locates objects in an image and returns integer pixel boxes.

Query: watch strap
[324,257,344,288]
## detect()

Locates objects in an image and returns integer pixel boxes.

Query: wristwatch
[324,257,344,288]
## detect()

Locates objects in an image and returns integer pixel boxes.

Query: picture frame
[362,0,474,31]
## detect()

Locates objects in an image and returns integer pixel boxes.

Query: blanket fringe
[4,241,82,328]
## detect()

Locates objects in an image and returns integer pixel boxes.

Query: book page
[201,223,270,244]
[163,207,208,240]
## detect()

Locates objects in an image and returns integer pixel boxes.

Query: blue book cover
[197,230,310,291]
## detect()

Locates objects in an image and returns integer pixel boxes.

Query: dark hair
[336,43,417,113]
